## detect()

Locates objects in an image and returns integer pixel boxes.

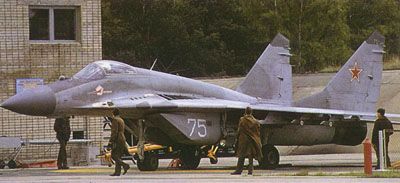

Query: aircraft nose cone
[1,85,56,116]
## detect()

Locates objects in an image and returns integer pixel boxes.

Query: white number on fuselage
[187,119,207,137]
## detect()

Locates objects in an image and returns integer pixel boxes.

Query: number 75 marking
[187,119,207,137]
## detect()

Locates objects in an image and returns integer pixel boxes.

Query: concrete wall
[0,0,103,163]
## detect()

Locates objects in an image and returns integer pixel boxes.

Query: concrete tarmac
[1,154,400,183]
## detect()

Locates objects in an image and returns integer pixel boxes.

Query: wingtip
[366,31,385,45]
[270,33,289,48]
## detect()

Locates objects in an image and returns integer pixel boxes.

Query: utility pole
[298,0,303,73]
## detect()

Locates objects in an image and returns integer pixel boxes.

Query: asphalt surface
[1,154,400,183]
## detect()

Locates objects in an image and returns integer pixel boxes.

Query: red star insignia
[349,62,363,82]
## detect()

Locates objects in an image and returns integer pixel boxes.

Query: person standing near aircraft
[54,117,71,169]
[231,107,262,175]
[108,109,130,176]
[372,108,394,169]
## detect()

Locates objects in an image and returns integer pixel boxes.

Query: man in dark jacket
[54,117,71,169]
[108,109,130,176]
[231,107,262,175]
[372,108,394,169]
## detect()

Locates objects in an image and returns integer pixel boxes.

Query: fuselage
[2,60,258,117]
[1,60,367,147]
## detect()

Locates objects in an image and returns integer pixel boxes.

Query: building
[0,0,103,165]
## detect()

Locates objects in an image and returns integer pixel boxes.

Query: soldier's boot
[62,159,69,169]
[248,158,254,175]
[231,157,245,175]
[111,162,121,176]
[123,164,130,175]
[110,173,120,176]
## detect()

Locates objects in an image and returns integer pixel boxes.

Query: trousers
[233,157,253,174]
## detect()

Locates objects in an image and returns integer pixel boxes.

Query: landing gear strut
[180,146,201,170]
[259,145,279,169]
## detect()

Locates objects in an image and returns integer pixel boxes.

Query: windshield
[96,61,137,75]
[73,63,105,80]
[73,60,137,80]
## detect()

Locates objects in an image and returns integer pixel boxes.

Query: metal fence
[386,129,400,168]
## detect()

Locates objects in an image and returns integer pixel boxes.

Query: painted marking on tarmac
[51,168,233,174]
[52,168,113,173]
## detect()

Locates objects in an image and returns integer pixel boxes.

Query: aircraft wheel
[8,160,17,169]
[0,160,5,169]
[259,145,279,169]
[209,158,218,164]
[180,147,201,170]
[137,151,159,171]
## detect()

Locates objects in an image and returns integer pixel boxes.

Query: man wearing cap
[372,108,394,169]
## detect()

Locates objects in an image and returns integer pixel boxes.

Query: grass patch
[318,55,400,73]
[294,170,309,176]
[339,170,400,178]
[370,170,400,178]
[313,172,331,176]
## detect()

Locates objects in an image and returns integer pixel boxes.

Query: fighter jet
[2,31,397,171]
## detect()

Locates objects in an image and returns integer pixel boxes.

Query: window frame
[29,6,81,43]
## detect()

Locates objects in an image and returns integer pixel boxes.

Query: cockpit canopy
[73,60,137,80]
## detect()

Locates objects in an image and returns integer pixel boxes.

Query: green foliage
[102,0,400,77]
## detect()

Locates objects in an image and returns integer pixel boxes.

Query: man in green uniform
[231,107,262,175]
[54,117,71,169]
[108,109,130,176]
[372,108,394,169]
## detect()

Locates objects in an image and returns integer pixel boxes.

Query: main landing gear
[180,146,201,170]
[136,151,159,171]
[258,145,280,169]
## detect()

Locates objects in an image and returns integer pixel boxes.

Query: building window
[29,7,80,42]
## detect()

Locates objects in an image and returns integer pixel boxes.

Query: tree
[102,0,400,77]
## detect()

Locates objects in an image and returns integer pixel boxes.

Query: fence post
[363,138,372,175]
[378,130,385,171]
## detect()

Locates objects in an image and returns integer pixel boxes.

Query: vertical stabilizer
[296,31,385,112]
[236,33,292,105]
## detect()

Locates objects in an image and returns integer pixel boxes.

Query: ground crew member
[231,107,262,175]
[108,109,130,176]
[372,108,394,169]
[54,117,71,169]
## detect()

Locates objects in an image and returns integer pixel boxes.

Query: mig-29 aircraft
[2,31,397,171]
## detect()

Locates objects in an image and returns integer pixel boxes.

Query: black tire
[0,160,5,169]
[258,145,279,169]
[180,147,201,170]
[209,157,218,164]
[137,152,159,171]
[8,160,17,169]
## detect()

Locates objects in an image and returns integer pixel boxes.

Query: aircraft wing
[161,99,400,122]
[76,96,400,123]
